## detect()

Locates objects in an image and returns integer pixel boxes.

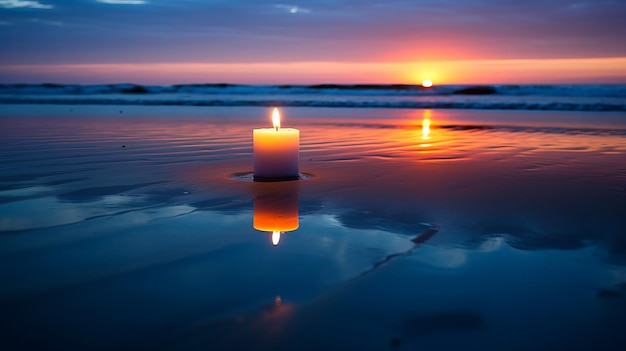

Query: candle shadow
[230,172,312,182]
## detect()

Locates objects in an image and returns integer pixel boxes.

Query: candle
[253,108,299,181]
[253,181,299,246]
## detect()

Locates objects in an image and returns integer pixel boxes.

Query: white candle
[253,108,299,180]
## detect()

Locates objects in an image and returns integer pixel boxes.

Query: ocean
[1,83,625,111]
[1,87,626,350]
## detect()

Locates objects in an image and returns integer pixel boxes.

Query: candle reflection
[253,180,299,246]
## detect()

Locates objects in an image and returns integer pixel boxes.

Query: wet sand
[1,105,625,350]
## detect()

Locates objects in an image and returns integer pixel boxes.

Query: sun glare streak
[2,57,626,84]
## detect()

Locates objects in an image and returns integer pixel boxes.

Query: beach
[1,103,626,350]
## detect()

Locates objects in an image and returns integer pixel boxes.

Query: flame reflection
[272,231,281,246]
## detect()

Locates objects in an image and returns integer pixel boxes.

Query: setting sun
[421,79,433,88]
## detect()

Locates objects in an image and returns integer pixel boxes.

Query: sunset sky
[1,0,625,84]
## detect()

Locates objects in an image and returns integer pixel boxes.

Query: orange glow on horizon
[2,57,626,84]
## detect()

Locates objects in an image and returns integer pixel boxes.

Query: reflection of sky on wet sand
[1,105,626,349]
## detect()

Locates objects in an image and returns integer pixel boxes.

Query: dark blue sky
[1,0,625,83]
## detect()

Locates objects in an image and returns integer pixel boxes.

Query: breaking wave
[1,83,625,111]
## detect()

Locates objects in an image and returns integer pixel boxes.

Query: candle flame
[272,108,281,130]
[272,231,281,246]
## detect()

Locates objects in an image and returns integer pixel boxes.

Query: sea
[1,83,625,111]
[1,83,626,350]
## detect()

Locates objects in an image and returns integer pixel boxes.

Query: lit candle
[253,181,299,246]
[253,108,299,181]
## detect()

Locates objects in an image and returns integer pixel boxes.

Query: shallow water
[1,105,625,350]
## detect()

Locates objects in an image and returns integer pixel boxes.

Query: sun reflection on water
[420,109,432,147]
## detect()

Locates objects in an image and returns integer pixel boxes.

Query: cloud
[274,4,311,14]
[0,0,53,9]
[1,0,626,69]
[28,18,63,26]
[96,0,147,4]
